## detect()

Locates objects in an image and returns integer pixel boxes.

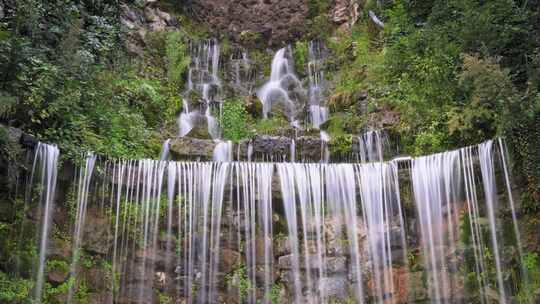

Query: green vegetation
[0,1,190,161]
[329,134,353,156]
[0,271,33,303]
[253,115,290,136]
[220,99,254,142]
[46,260,69,273]
[226,264,252,302]
[293,41,309,76]
[158,291,173,304]
[266,282,283,304]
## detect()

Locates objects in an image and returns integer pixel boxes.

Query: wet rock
[170,137,216,160]
[407,272,428,302]
[278,254,294,270]
[47,237,72,260]
[116,284,156,304]
[84,265,111,292]
[319,276,350,301]
[274,236,291,257]
[326,256,347,274]
[83,207,113,255]
[50,291,69,303]
[134,247,178,272]
[88,291,113,304]
[220,248,241,274]
[47,267,69,284]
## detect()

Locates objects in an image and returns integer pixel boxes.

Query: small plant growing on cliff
[166,31,190,94]
[329,134,353,156]
[226,264,251,302]
[220,100,254,142]
[158,291,173,304]
[266,282,284,304]
[294,41,309,75]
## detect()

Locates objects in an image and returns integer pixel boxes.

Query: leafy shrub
[293,41,309,75]
[165,31,190,92]
[220,100,254,142]
[0,271,33,303]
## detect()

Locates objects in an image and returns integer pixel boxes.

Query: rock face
[120,2,178,56]
[189,0,309,45]
[169,135,326,161]
[332,0,362,32]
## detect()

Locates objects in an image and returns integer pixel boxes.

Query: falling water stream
[179,40,222,139]
[29,143,60,303]
[23,135,526,304]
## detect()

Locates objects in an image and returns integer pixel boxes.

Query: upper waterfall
[257,47,304,125]
[178,39,223,139]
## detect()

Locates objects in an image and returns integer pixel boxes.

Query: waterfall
[213,140,233,162]
[31,142,60,303]
[179,40,223,139]
[230,51,254,95]
[320,131,330,163]
[357,129,387,163]
[307,41,329,129]
[21,137,526,304]
[411,150,462,303]
[258,47,304,122]
[66,153,97,303]
[160,139,171,161]
[411,139,524,303]
[478,140,507,304]
[357,161,406,303]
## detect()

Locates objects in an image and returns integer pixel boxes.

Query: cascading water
[307,41,329,129]
[160,139,171,161]
[229,50,255,96]
[213,140,233,162]
[357,161,406,304]
[357,129,388,163]
[21,137,527,304]
[258,47,304,124]
[411,139,524,303]
[411,150,462,303]
[30,142,60,303]
[67,153,97,303]
[179,40,222,139]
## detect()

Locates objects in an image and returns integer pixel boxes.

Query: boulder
[170,137,216,160]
